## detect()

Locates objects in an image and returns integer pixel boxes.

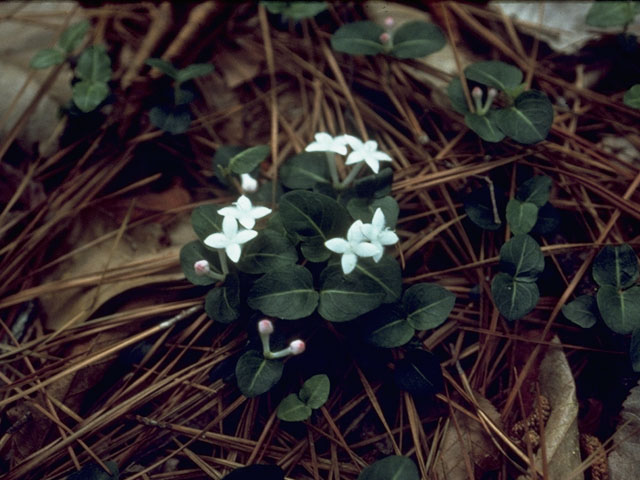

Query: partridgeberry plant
[180,130,456,399]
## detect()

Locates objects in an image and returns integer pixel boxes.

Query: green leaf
[362,304,414,348]
[237,230,298,274]
[531,202,560,235]
[221,465,284,480]
[180,241,222,286]
[491,272,540,321]
[247,266,318,320]
[562,295,598,328]
[464,61,523,91]
[346,196,399,228]
[299,374,330,408]
[300,237,331,262]
[263,1,327,20]
[280,152,331,189]
[276,393,312,421]
[358,455,420,480]
[331,21,385,56]
[597,285,640,334]
[353,256,402,303]
[318,264,385,322]
[279,190,350,241]
[236,350,284,398]
[72,81,109,112]
[586,1,640,28]
[464,185,504,231]
[506,199,539,235]
[59,20,89,53]
[394,349,443,395]
[593,244,639,289]
[390,21,446,59]
[464,111,505,142]
[499,234,545,281]
[145,58,179,79]
[354,167,393,198]
[30,48,65,69]
[176,63,214,84]
[174,87,195,105]
[205,274,240,324]
[631,329,640,372]
[213,146,245,184]
[67,461,119,480]
[149,105,191,134]
[227,145,270,175]
[76,45,111,82]
[191,204,222,242]
[495,90,554,144]
[516,175,552,207]
[447,77,470,114]
[624,84,640,109]
[403,283,455,330]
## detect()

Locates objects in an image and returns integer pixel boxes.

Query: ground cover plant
[1,2,640,479]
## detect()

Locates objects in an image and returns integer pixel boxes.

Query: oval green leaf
[586,1,640,28]
[300,237,331,262]
[247,265,318,319]
[346,196,399,228]
[593,244,639,289]
[354,167,393,198]
[495,90,554,144]
[228,145,270,175]
[179,241,222,286]
[403,283,455,330]
[506,198,539,235]
[176,63,214,84]
[277,393,312,422]
[562,295,598,328]
[394,349,443,396]
[447,77,470,114]
[279,190,350,241]
[358,455,419,480]
[263,1,327,20]
[149,105,191,134]
[464,111,505,142]
[236,350,284,398]
[464,185,504,231]
[491,272,540,321]
[76,45,112,82]
[237,230,298,274]
[146,58,179,79]
[353,256,402,303]
[280,152,330,189]
[73,81,109,112]
[597,285,640,334]
[30,48,65,69]
[624,84,640,109]
[390,21,446,59]
[464,60,523,91]
[59,20,89,53]
[531,202,560,235]
[191,205,222,242]
[499,234,545,282]
[331,21,385,56]
[516,175,552,207]
[213,145,245,184]
[362,303,414,348]
[205,274,240,324]
[299,374,330,409]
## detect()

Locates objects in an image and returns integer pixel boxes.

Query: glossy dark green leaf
[59,20,89,53]
[631,329,640,372]
[624,84,640,109]
[495,90,554,144]
[499,234,545,282]
[279,190,350,241]
[403,283,455,330]
[235,350,284,397]
[516,175,552,207]
[145,58,178,79]
[586,1,640,28]
[72,81,109,112]
[353,256,402,303]
[299,374,330,408]
[149,105,191,134]
[491,272,539,321]
[358,455,419,480]
[346,196,399,228]
[30,48,65,69]
[506,199,538,235]
[597,285,640,334]
[318,264,385,322]
[447,77,470,115]
[221,465,284,480]
[76,45,111,82]
[464,111,505,142]
[464,60,523,91]
[362,303,414,348]
[593,244,639,289]
[67,461,119,480]
[276,393,312,422]
[390,21,446,59]
[394,349,443,395]
[191,204,222,242]
[562,295,598,328]
[179,241,222,286]
[300,237,331,262]
[263,1,327,20]
[205,274,240,324]
[237,230,298,274]
[354,167,393,198]
[228,145,270,175]
[279,152,330,189]
[247,266,318,320]
[176,63,214,84]
[331,21,385,56]
[464,185,505,231]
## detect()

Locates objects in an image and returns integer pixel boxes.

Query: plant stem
[484,175,501,225]
[340,163,364,189]
[217,250,229,276]
[326,152,339,187]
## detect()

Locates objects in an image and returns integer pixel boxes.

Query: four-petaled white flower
[218,195,272,229]
[305,132,348,156]
[361,208,399,262]
[325,220,380,274]
[204,215,257,263]
[339,135,392,174]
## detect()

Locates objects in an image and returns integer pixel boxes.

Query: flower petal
[371,208,385,231]
[226,243,242,263]
[222,215,238,236]
[325,237,349,254]
[363,140,379,151]
[204,232,228,249]
[353,242,380,258]
[218,206,239,218]
[378,230,399,245]
[346,220,365,242]
[341,253,357,274]
[236,195,252,211]
[250,206,272,219]
[364,157,380,173]
[373,150,392,162]
[345,151,364,166]
[336,134,362,150]
[372,249,384,262]
[237,216,256,229]
[235,228,258,244]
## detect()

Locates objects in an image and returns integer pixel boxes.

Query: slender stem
[483,175,501,225]
[326,152,339,187]
[217,250,229,276]
[260,334,271,357]
[264,347,292,359]
[340,163,364,189]
[206,270,226,281]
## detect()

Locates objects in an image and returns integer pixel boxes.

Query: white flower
[305,132,348,155]
[194,260,210,276]
[340,136,392,174]
[218,195,272,229]
[325,220,380,274]
[240,173,258,193]
[360,208,399,262]
[204,215,257,263]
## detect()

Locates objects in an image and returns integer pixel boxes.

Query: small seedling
[586,1,640,29]
[276,374,330,421]
[624,84,640,108]
[262,1,327,20]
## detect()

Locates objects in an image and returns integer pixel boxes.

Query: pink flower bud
[487,88,498,100]
[258,319,274,335]
[471,86,483,99]
[194,260,210,276]
[379,32,391,44]
[289,339,305,355]
[384,16,394,29]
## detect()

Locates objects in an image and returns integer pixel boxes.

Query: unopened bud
[487,88,498,101]
[240,173,258,193]
[258,319,274,335]
[379,32,391,44]
[471,86,483,99]
[194,260,210,276]
[289,339,306,355]
[384,16,394,29]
